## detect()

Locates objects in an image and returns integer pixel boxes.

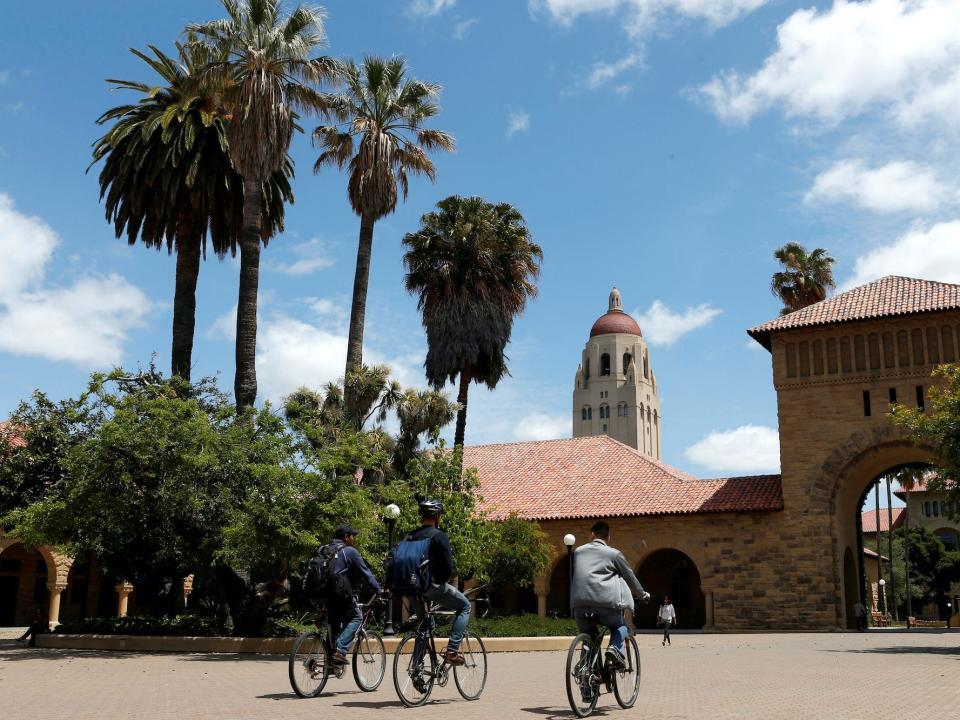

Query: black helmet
[418,499,443,518]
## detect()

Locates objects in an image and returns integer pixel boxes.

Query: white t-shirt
[658,603,676,623]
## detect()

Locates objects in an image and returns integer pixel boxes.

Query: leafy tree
[90,43,293,380]
[402,196,542,447]
[891,364,960,518]
[888,526,960,617]
[188,0,333,408]
[313,56,454,409]
[770,242,835,315]
[487,514,554,588]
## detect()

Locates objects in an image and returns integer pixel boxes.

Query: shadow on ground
[823,646,960,656]
[521,706,610,719]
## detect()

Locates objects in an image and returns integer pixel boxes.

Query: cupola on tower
[573,288,662,457]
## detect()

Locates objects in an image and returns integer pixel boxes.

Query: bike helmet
[418,499,444,518]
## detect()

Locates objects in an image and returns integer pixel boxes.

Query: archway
[548,555,571,617]
[636,549,705,629]
[0,542,52,626]
[843,547,858,629]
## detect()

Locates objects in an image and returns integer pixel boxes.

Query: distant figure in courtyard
[658,595,676,646]
[16,607,47,647]
[853,601,867,632]
[571,520,650,673]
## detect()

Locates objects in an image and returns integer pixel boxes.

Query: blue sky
[2,0,960,483]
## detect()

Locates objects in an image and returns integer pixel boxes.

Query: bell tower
[572,288,662,457]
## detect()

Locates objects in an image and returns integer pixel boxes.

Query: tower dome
[590,287,642,337]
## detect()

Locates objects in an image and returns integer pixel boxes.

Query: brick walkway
[1,631,957,719]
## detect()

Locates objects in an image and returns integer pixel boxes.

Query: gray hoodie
[570,539,646,610]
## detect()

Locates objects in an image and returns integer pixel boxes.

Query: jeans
[662,619,672,644]
[332,602,363,655]
[415,582,471,652]
[574,607,628,655]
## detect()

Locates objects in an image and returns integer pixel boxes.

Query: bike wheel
[565,633,599,718]
[613,634,641,708]
[289,631,330,698]
[352,629,386,692]
[453,631,488,700]
[392,633,435,707]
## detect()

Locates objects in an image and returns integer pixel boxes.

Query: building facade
[573,288,662,458]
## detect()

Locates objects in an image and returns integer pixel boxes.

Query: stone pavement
[1,631,957,719]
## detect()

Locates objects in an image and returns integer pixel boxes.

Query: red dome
[589,310,642,337]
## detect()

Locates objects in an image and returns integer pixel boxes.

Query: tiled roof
[863,547,889,561]
[463,436,783,521]
[748,276,960,350]
[0,422,26,450]
[861,507,905,533]
[590,310,642,338]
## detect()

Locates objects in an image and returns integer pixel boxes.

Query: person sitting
[16,607,47,648]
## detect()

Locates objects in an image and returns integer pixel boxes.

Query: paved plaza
[1,631,957,719]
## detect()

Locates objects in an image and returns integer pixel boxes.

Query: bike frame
[316,594,382,655]
[406,583,489,679]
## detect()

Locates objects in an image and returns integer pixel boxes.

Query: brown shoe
[332,650,349,665]
[444,650,465,666]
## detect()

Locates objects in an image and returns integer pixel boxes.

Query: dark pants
[855,615,867,631]
[662,619,672,644]
[19,622,45,647]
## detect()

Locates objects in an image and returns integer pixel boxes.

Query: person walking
[853,601,867,632]
[658,595,676,646]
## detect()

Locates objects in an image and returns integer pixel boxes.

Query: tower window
[582,406,592,420]
[862,390,871,417]
[916,385,925,411]
[888,388,897,404]
[643,352,649,379]
[622,353,632,373]
[602,424,607,433]
[600,353,611,376]
[924,501,931,517]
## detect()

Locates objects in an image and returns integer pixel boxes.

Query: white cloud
[506,110,531,139]
[842,220,960,290]
[268,237,334,276]
[0,193,151,367]
[699,0,960,127]
[684,424,780,474]
[634,299,721,346]
[408,0,456,16]
[453,18,478,40]
[513,412,570,441]
[587,52,642,89]
[531,0,768,36]
[805,159,950,213]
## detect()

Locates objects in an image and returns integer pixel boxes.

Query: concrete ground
[1,631,957,719]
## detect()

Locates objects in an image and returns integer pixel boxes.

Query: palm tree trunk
[171,236,201,381]
[454,369,471,449]
[345,211,376,384]
[235,177,263,410]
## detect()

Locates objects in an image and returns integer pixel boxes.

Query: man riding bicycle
[389,499,471,666]
[571,521,649,670]
[328,524,383,666]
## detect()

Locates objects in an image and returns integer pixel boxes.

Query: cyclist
[328,523,383,666]
[571,520,649,672]
[394,499,471,666]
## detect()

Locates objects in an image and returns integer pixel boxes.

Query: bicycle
[288,594,387,698]
[392,584,489,707]
[565,612,641,717]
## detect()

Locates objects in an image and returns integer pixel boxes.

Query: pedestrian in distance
[853,601,867,632]
[658,595,676,646]
[15,607,47,647]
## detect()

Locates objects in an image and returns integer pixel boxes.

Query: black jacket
[407,525,455,585]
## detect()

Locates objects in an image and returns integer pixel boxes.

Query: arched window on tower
[622,404,628,417]
[643,351,649,379]
[582,406,592,421]
[622,353,632,374]
[600,353,611,376]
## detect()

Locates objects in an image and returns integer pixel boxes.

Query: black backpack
[302,544,353,606]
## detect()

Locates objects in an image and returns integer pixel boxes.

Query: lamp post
[383,503,401,636]
[947,602,952,629]
[563,534,576,618]
[878,578,886,617]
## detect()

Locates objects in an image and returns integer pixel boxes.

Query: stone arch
[842,546,858,630]
[547,551,573,617]
[635,548,706,629]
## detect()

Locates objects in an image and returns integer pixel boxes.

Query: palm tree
[770,242,836,315]
[188,0,333,409]
[313,56,454,410]
[90,43,292,381]
[402,196,542,448]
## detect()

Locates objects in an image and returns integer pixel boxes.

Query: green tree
[402,196,542,448]
[891,364,960,517]
[487,514,554,588]
[770,242,836,315]
[90,43,293,380]
[189,0,333,408]
[313,56,454,409]
[888,526,960,616]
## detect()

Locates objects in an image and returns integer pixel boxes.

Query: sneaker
[332,650,349,665]
[605,647,626,669]
[444,650,466,666]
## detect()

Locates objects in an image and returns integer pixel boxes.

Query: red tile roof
[0,422,26,450]
[861,507,905,533]
[748,276,960,350]
[463,436,783,521]
[590,310,642,338]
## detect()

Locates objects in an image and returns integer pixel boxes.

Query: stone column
[534,575,549,618]
[116,582,134,618]
[703,589,715,630]
[182,575,194,608]
[47,582,67,629]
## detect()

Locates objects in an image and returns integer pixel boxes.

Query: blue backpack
[389,536,433,596]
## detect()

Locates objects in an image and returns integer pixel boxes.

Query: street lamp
[947,602,952,629]
[564,534,576,618]
[383,503,401,636]
[878,578,886,616]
